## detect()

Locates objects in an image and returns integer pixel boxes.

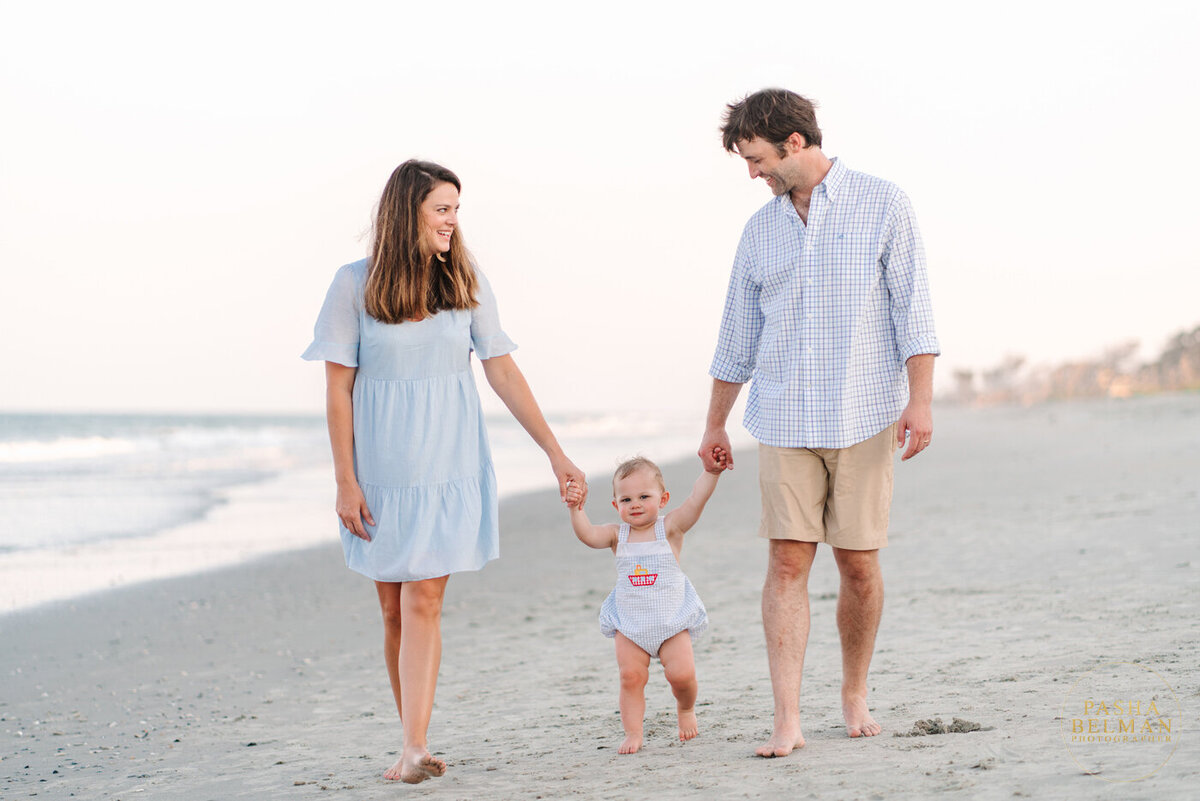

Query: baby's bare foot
[678,708,699,742]
[843,694,881,738]
[618,733,643,754]
[389,747,446,783]
[755,723,805,757]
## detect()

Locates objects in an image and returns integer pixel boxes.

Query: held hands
[551,453,588,508]
[564,479,585,510]
[704,445,731,474]
[336,481,375,541]
[699,428,734,472]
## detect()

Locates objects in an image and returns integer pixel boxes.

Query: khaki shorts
[758,424,897,550]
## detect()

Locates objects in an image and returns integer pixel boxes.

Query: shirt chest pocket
[826,232,882,287]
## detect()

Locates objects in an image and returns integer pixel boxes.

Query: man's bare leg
[832,547,883,737]
[757,539,817,757]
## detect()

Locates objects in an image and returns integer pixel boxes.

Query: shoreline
[0,467,334,614]
[0,412,749,616]
[3,397,1197,799]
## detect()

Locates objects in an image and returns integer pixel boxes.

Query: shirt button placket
[803,205,823,428]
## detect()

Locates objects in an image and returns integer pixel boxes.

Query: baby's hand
[705,446,730,474]
[565,479,585,509]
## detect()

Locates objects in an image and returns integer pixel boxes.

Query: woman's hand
[551,453,588,507]
[336,480,375,540]
[480,354,587,506]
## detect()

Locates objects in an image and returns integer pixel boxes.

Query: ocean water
[0,413,329,553]
[0,410,730,614]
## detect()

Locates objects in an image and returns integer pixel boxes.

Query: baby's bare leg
[614,632,650,754]
[658,631,699,742]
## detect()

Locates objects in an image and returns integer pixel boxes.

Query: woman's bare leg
[375,582,405,726]
[377,575,449,783]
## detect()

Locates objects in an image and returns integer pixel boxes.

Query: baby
[566,451,728,753]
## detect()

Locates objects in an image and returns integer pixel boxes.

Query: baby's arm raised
[566,481,618,549]
[664,449,729,537]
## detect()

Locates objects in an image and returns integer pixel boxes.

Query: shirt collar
[773,156,847,218]
[820,156,846,200]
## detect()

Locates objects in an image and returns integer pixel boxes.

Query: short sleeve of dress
[301,262,361,367]
[470,267,518,360]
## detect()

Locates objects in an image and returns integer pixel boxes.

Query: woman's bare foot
[383,758,405,781]
[843,693,881,737]
[384,747,446,783]
[755,723,805,757]
[618,733,643,754]
[678,708,699,742]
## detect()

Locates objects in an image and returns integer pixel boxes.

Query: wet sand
[2,395,1198,799]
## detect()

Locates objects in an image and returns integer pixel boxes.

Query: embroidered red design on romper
[628,564,658,587]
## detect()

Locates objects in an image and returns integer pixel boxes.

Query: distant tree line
[948,323,1200,405]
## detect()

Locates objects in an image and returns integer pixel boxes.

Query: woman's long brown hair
[364,160,478,323]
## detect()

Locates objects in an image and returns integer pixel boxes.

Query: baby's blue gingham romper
[597,517,708,657]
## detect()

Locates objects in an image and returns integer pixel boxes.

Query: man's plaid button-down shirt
[710,158,940,449]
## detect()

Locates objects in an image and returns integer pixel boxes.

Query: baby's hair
[612,456,665,493]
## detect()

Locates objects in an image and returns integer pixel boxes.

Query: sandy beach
[3,394,1197,800]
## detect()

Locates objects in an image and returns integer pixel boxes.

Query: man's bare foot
[618,733,643,754]
[755,723,805,757]
[843,694,881,737]
[384,747,446,783]
[678,708,699,742]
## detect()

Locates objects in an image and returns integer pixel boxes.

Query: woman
[302,160,587,783]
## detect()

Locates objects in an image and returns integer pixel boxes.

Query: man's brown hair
[364,159,479,324]
[720,88,823,155]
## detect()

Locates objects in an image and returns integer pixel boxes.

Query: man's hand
[896,402,933,461]
[699,428,734,471]
[704,445,731,474]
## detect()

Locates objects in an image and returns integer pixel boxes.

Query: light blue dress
[302,259,516,582]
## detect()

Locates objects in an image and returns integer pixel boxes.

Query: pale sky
[2,0,1197,416]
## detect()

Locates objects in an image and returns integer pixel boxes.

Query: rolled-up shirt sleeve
[882,190,940,364]
[709,230,763,383]
[469,266,518,360]
[301,262,361,367]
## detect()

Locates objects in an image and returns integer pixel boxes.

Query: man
[698,88,939,757]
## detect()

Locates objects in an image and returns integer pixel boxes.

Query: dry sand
[3,395,1198,799]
